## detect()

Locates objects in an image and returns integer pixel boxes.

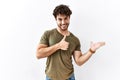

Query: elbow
[77,64,83,66]
[76,63,82,66]
[36,50,47,59]
[36,51,43,59]
[36,53,41,59]
[76,61,84,66]
[36,55,41,59]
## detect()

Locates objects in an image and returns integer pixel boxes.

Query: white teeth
[62,25,66,27]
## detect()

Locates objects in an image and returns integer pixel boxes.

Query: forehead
[56,14,69,19]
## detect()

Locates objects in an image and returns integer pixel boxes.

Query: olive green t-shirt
[40,28,81,80]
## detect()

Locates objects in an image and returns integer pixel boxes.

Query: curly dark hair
[53,4,72,18]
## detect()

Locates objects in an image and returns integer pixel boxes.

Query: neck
[57,27,70,36]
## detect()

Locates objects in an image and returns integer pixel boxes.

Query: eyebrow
[58,16,68,19]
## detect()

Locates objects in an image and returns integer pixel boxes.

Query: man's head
[53,4,72,31]
[53,4,72,18]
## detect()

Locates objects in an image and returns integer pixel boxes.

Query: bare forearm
[77,51,93,66]
[36,43,60,59]
[76,41,105,66]
[36,35,69,59]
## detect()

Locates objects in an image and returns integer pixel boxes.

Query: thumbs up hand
[58,35,69,50]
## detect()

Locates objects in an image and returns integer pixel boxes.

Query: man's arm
[36,43,60,59]
[36,35,69,59]
[73,42,105,66]
[73,50,93,66]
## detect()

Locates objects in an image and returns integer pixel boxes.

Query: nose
[62,20,65,25]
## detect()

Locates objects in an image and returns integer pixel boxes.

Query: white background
[0,0,120,80]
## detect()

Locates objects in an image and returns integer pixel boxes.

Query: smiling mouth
[62,25,66,27]
[61,24,67,27]
[61,25,67,28]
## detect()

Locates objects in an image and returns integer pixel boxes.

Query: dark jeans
[46,74,75,80]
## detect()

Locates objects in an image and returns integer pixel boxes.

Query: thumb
[62,35,67,41]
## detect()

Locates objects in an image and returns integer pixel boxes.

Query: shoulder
[43,28,56,36]
[70,32,80,41]
[44,28,56,34]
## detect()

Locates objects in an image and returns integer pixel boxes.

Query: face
[56,14,70,31]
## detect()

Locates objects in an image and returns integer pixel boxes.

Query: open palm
[90,42,105,51]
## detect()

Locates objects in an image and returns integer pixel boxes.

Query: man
[36,4,105,80]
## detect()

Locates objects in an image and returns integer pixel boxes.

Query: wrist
[89,48,96,54]
[56,43,61,50]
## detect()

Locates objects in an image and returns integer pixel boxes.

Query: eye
[58,18,62,21]
[65,18,67,20]
[65,16,69,20]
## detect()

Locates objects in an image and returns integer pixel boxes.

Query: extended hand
[90,41,105,52]
[58,35,69,50]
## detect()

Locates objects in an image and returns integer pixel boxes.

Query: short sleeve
[75,38,81,51]
[39,31,50,46]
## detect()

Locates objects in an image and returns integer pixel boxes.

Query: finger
[100,42,105,46]
[62,35,67,41]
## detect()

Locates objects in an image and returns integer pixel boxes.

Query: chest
[48,33,77,53]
